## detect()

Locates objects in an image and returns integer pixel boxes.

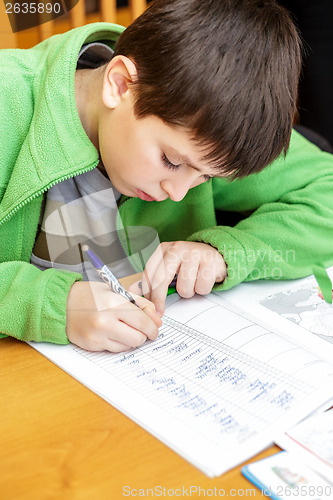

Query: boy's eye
[162,153,213,182]
[162,153,181,171]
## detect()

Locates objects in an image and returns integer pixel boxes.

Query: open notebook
[29,268,333,477]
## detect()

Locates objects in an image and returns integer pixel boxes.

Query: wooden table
[0,275,281,499]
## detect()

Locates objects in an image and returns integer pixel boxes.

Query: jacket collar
[0,23,124,224]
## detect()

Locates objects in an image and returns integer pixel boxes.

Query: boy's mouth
[136,189,157,202]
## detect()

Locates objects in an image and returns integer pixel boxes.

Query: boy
[0,0,332,352]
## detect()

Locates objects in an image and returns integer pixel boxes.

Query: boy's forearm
[0,261,82,344]
[198,131,333,289]
[188,174,333,290]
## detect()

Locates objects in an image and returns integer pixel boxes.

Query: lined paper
[30,293,333,476]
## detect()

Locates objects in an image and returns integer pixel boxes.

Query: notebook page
[30,293,333,476]
[215,267,333,363]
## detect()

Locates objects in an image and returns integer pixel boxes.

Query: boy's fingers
[117,307,158,341]
[132,294,163,330]
[141,242,181,299]
[194,263,218,295]
[128,280,142,296]
[148,283,170,318]
[126,294,162,340]
[175,261,199,298]
[139,244,168,298]
[142,253,180,308]
[104,340,133,353]
[142,258,179,317]
[129,279,171,318]
[85,303,149,347]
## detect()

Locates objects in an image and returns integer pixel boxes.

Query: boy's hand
[130,241,227,317]
[66,282,162,352]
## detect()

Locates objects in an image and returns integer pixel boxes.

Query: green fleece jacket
[1,23,333,345]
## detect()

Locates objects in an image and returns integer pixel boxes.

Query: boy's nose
[161,172,201,202]
[166,183,190,202]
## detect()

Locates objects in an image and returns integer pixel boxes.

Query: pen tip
[82,244,89,253]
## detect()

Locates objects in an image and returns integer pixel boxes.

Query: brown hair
[114,0,302,178]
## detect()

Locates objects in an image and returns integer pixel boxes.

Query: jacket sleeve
[187,130,333,290]
[0,261,82,343]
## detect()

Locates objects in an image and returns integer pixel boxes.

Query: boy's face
[98,91,216,203]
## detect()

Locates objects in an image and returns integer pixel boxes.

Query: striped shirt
[31,43,136,281]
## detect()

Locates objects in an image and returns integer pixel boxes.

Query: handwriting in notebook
[31,290,333,475]
[75,314,312,445]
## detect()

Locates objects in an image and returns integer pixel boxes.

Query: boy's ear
[102,55,138,109]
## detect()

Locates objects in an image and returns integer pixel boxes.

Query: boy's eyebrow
[182,157,202,172]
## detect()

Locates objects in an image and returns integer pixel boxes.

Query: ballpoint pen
[82,245,139,307]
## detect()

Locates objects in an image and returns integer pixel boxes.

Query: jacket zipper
[0,163,98,226]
